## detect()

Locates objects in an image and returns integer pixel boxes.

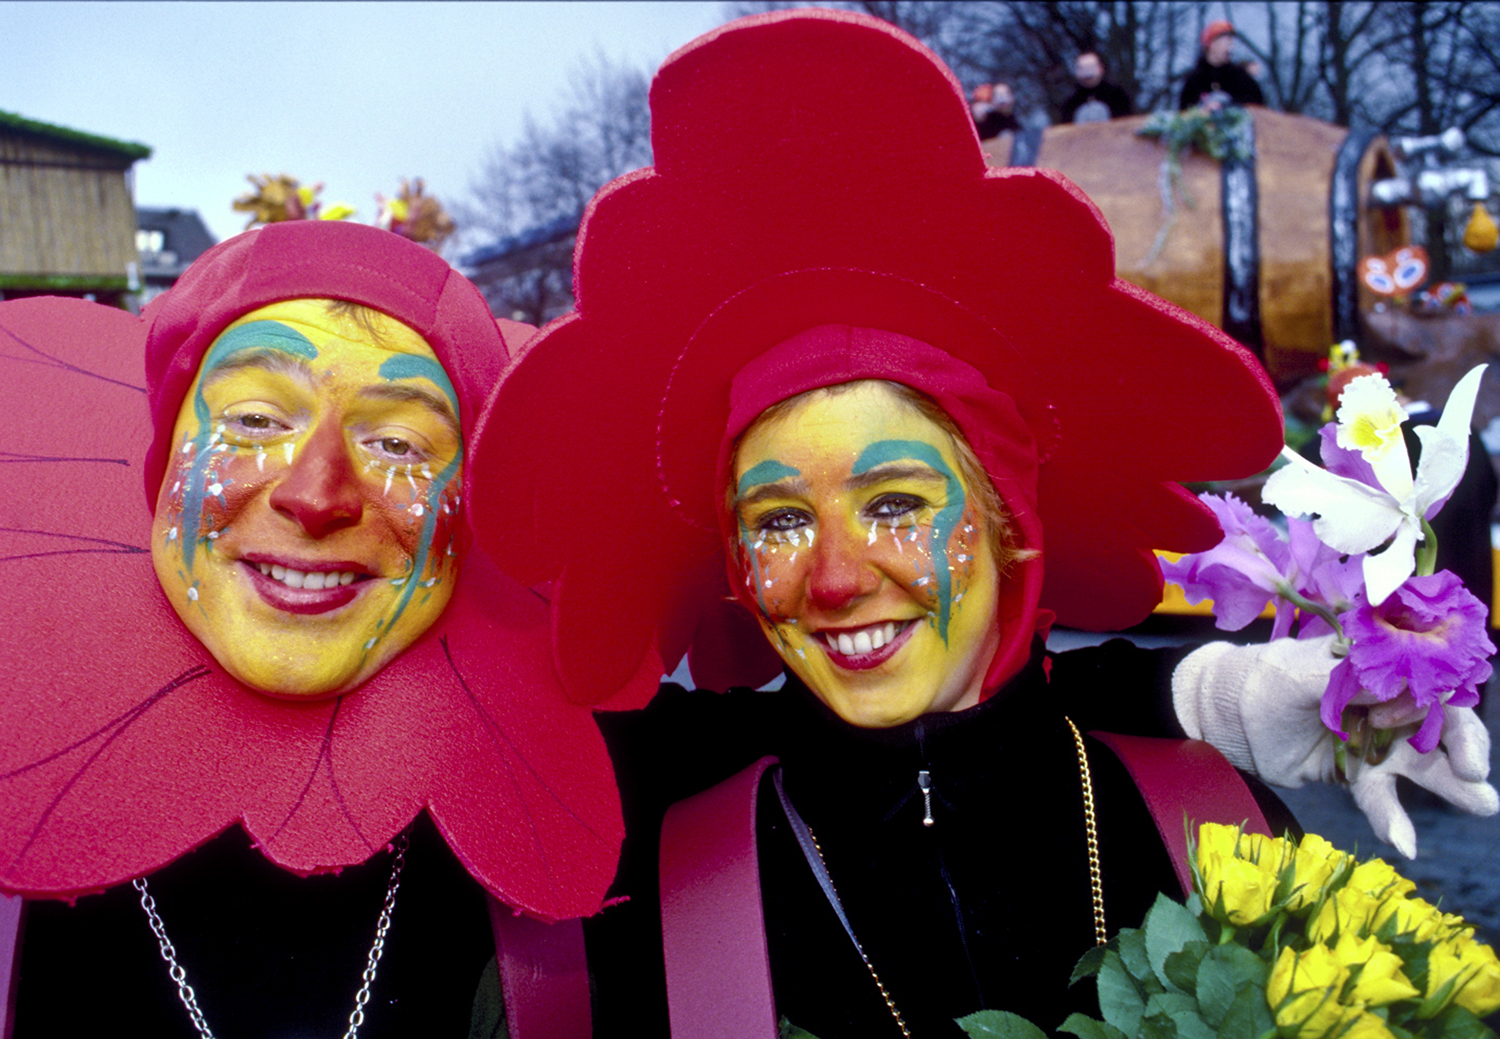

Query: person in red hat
[0,220,625,1036]
[1179,20,1266,110]
[470,10,1495,1036]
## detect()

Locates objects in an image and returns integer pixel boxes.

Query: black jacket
[1179,59,1266,109]
[1060,82,1133,122]
[588,639,1296,1037]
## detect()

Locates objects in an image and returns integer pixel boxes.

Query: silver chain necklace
[132,831,411,1039]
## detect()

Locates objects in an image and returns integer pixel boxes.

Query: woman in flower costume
[0,221,628,1035]
[468,11,1498,1036]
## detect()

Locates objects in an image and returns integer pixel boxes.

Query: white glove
[1172,636,1498,858]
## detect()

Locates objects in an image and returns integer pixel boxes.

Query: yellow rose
[1310,886,1383,944]
[1333,932,1420,1006]
[1427,933,1500,1018]
[1268,943,1353,1038]
[1203,850,1278,926]
[1286,834,1352,911]
[1375,895,1448,943]
[1336,1008,1398,1038]
[1197,823,1283,925]
[1345,859,1416,902]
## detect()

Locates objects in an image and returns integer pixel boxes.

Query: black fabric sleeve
[1045,638,1194,737]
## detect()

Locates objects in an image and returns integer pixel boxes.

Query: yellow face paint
[731,381,1000,728]
[150,298,463,698]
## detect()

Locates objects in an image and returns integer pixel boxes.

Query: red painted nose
[805,520,880,611]
[269,421,363,537]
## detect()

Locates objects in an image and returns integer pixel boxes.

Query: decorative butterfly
[1360,245,1429,296]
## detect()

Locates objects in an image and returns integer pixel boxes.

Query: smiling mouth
[254,562,365,591]
[241,559,373,615]
[817,620,916,670]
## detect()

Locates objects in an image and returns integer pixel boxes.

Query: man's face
[993,83,1015,111]
[731,382,1000,728]
[1206,34,1233,66]
[150,299,463,698]
[1075,54,1104,88]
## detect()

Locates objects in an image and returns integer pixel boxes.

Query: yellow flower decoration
[1268,943,1354,1038]
[1345,859,1417,903]
[1286,833,1352,911]
[1310,885,1383,944]
[1427,932,1500,1018]
[1375,895,1449,943]
[1334,932,1420,1006]
[1197,824,1279,926]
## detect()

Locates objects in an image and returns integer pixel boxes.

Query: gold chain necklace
[781,717,1105,1037]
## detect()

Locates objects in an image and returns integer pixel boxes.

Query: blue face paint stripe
[371,351,462,643]
[379,353,460,417]
[735,459,801,614]
[852,440,965,643]
[180,322,318,573]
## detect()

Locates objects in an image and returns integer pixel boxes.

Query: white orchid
[1262,364,1487,606]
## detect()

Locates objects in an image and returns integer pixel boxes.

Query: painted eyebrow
[735,477,812,510]
[359,382,459,431]
[203,348,314,387]
[845,463,946,491]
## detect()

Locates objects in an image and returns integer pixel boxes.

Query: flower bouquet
[1162,364,1494,776]
[1047,823,1500,1039]
[780,823,1500,1039]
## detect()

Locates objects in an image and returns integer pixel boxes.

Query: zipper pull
[917,769,934,827]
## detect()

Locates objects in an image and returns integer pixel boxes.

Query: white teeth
[826,621,903,656]
[257,564,361,590]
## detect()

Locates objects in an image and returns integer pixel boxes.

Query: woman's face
[731,381,1000,727]
[150,298,464,698]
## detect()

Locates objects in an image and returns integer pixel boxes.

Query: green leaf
[1209,942,1271,987]
[1145,894,1209,993]
[1424,1005,1494,1039]
[778,1017,823,1039]
[1099,949,1147,1037]
[1194,950,1239,1027]
[1071,944,1110,987]
[1138,1011,1179,1039]
[954,1009,1050,1039]
[1119,927,1152,980]
[1145,992,1199,1018]
[1218,982,1275,1039]
[1165,942,1210,993]
[1057,1013,1130,1039]
[467,955,508,1039]
[1165,1007,1217,1039]
[1415,973,1460,1020]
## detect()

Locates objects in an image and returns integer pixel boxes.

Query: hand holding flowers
[1164,365,1498,855]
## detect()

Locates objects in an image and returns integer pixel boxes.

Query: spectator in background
[1180,21,1266,110]
[1060,52,1132,123]
[971,82,1020,139]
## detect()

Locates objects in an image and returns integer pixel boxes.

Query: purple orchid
[1321,571,1495,753]
[1161,493,1363,639]
[1161,494,1295,632]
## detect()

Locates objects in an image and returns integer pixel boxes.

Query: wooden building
[0,109,151,307]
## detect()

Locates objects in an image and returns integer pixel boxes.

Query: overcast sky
[4,1,727,244]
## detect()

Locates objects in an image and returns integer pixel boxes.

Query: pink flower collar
[0,296,630,922]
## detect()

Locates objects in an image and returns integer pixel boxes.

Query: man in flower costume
[0,221,626,1034]
[468,11,1497,1035]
